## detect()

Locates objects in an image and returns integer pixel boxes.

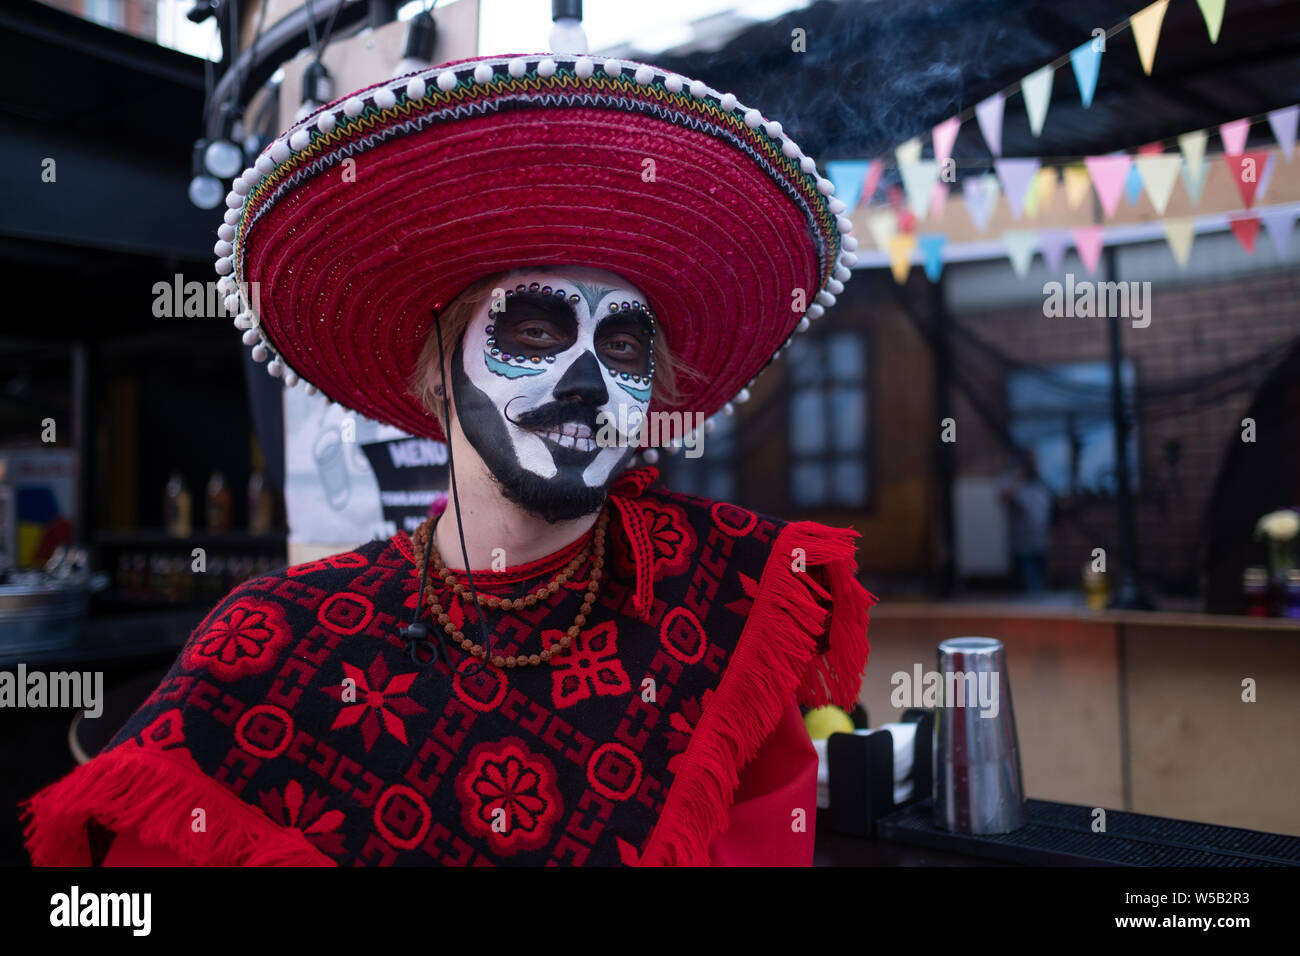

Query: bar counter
[861,600,1300,839]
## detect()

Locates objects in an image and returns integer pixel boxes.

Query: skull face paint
[449,268,655,523]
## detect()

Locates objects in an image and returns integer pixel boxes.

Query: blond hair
[407,268,694,434]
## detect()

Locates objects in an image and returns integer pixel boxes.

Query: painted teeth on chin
[538,429,596,452]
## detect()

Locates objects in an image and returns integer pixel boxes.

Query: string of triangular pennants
[827,0,1299,282]
[875,202,1298,285]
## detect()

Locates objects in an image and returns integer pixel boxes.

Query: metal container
[933,636,1027,835]
[0,577,89,657]
[0,547,102,659]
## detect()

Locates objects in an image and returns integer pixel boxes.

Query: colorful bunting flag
[900,161,940,220]
[1130,0,1169,75]
[918,234,948,281]
[1256,152,1278,202]
[1064,164,1092,209]
[1178,129,1208,183]
[866,208,898,251]
[1223,151,1270,208]
[1070,39,1104,109]
[1023,167,1058,218]
[889,233,918,284]
[1163,217,1196,267]
[1196,0,1226,44]
[1182,156,1210,204]
[976,93,1005,157]
[1230,215,1261,254]
[1085,154,1133,218]
[825,160,875,213]
[1129,155,1179,215]
[1072,225,1105,273]
[1219,118,1250,155]
[933,117,961,165]
[1003,230,1038,278]
[862,158,884,205]
[1124,162,1144,206]
[962,174,1001,233]
[1260,206,1297,258]
[1039,229,1071,272]
[1021,65,1054,137]
[930,181,950,221]
[1267,105,1298,161]
[995,158,1041,220]
[896,137,922,167]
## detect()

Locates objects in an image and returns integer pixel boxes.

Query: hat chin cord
[398,306,494,676]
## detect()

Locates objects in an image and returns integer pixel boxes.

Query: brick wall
[947,265,1300,594]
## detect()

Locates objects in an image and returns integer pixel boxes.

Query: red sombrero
[215,52,858,443]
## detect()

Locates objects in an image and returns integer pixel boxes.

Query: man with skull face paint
[452,267,657,524]
[23,52,874,867]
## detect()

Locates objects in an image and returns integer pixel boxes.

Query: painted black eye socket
[493,293,577,356]
[595,315,651,375]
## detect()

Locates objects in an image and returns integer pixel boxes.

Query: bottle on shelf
[206,471,232,534]
[164,472,191,538]
[249,470,273,535]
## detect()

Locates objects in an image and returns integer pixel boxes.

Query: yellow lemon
[803,705,855,740]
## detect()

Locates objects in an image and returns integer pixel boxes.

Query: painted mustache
[505,400,601,453]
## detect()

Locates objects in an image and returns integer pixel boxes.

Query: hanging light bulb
[296,59,333,121]
[188,139,224,209]
[550,0,587,54]
[393,10,437,78]
[204,103,244,179]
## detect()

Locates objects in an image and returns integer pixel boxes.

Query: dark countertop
[815,810,1005,866]
[0,607,200,669]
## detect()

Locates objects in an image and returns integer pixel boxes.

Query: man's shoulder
[638,483,865,584]
[177,535,407,678]
[100,535,411,754]
[208,535,402,600]
[641,483,789,538]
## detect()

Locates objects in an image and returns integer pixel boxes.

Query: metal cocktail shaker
[933,637,1027,834]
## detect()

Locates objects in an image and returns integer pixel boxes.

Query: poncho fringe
[20,746,334,867]
[638,520,876,866]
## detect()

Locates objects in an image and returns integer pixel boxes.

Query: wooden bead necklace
[410,507,610,669]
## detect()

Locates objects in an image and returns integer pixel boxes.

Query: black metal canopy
[650,0,1300,172]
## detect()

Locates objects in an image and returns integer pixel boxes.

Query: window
[1007,360,1139,495]
[787,331,869,507]
[84,0,126,30]
[661,410,736,501]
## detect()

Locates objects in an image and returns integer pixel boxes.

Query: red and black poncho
[22,468,874,866]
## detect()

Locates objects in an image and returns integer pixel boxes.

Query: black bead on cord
[400,520,441,666]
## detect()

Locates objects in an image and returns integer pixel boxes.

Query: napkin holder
[827,708,934,838]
